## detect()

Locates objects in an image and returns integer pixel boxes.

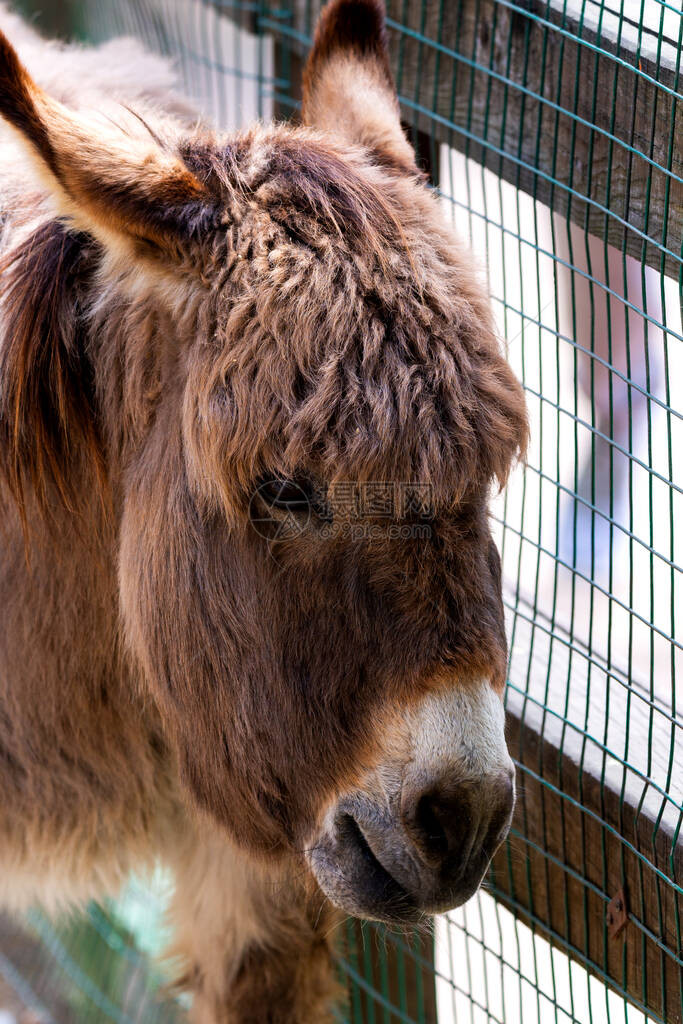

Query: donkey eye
[256,477,316,512]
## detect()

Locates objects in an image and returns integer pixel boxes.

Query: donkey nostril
[413,793,449,863]
[401,773,514,874]
[401,784,471,869]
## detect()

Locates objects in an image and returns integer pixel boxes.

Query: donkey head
[0,0,527,921]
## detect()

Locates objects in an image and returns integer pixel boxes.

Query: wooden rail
[494,704,683,1024]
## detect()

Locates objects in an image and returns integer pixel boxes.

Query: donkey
[0,0,528,1019]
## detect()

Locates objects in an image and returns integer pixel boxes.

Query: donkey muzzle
[308,680,515,921]
[309,768,514,922]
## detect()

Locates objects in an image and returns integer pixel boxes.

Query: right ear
[0,30,213,259]
[302,0,418,176]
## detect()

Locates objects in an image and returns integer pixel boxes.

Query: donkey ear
[302,0,417,175]
[0,30,210,258]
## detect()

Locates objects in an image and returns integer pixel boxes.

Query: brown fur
[0,2,527,1019]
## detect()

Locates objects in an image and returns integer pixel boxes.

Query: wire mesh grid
[1,0,681,1021]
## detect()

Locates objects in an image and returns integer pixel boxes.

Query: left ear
[0,29,213,259]
[302,0,418,175]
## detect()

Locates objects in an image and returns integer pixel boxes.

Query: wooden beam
[491,703,683,1024]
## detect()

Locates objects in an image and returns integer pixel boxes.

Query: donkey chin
[308,682,515,923]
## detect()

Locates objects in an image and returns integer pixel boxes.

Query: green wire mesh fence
[1,0,681,1022]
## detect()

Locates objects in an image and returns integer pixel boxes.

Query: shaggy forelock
[184,124,528,509]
